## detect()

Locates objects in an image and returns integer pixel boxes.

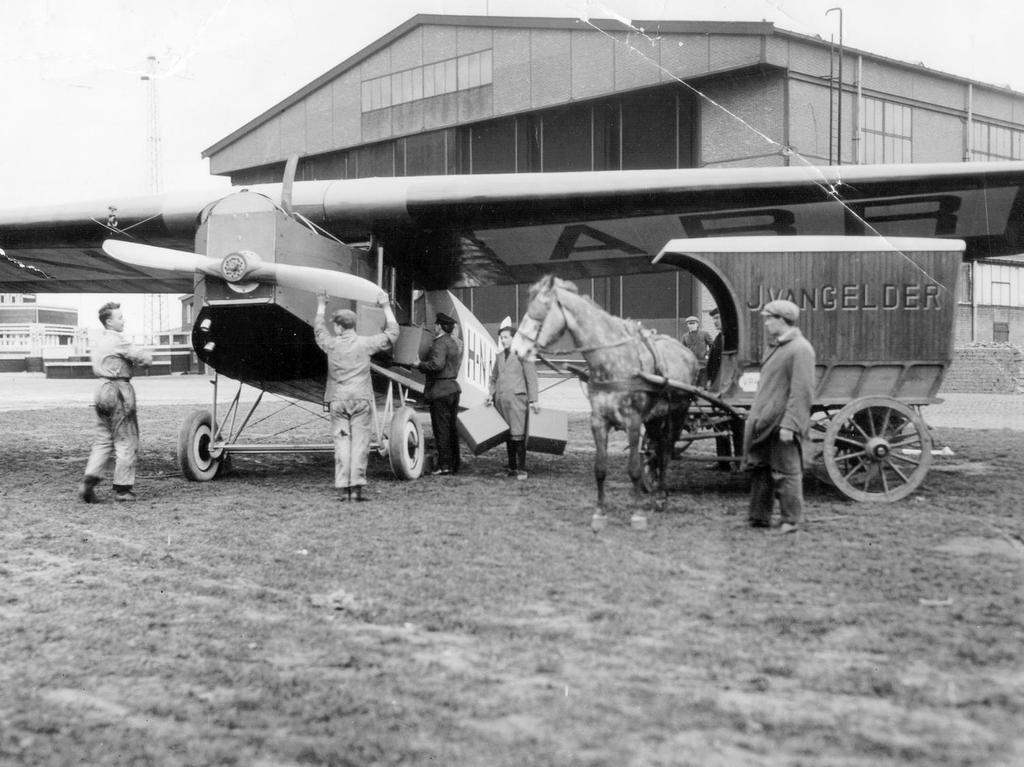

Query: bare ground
[1,401,1022,766]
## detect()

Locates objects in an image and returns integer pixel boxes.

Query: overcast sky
[2,0,1020,328]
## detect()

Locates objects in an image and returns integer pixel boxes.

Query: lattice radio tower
[141,54,169,338]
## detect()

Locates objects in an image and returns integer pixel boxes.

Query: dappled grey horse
[512,275,698,516]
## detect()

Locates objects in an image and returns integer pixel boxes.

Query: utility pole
[141,55,168,338]
[827,8,844,165]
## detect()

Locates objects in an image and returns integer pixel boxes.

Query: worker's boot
[77,475,100,504]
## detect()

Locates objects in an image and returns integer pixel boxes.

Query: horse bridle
[518,284,636,356]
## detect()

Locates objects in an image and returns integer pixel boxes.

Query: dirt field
[2,398,1022,766]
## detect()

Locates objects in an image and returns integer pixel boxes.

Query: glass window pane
[471,117,516,174]
[619,89,677,170]
[411,67,422,100]
[362,80,372,111]
[391,73,403,104]
[423,64,436,98]
[542,102,592,171]
[457,55,469,90]
[481,49,493,84]
[404,130,449,176]
[469,52,481,88]
[444,59,457,93]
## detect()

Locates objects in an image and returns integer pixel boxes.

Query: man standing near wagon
[743,299,815,533]
[681,315,714,387]
[314,288,399,501]
[78,301,153,503]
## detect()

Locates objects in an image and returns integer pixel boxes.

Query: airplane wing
[2,161,1024,293]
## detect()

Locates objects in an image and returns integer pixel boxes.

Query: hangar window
[860,97,912,164]
[363,51,491,113]
[971,122,1024,161]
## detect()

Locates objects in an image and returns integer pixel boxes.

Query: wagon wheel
[822,396,932,502]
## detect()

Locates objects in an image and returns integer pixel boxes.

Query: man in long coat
[743,299,816,533]
[487,321,540,479]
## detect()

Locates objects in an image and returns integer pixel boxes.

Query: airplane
[3,159,1024,481]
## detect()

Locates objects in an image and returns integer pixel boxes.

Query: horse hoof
[590,513,608,532]
[630,514,648,531]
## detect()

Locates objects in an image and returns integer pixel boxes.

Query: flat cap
[435,311,456,325]
[761,299,800,324]
[331,308,357,329]
[684,315,700,323]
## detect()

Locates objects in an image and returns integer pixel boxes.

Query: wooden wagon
[647,235,966,502]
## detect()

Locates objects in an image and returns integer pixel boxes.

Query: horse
[511,275,699,516]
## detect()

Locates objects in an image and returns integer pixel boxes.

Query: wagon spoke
[834,433,866,448]
[842,459,867,482]
[879,464,891,494]
[877,407,893,438]
[884,459,911,484]
[887,433,923,449]
[847,418,872,442]
[833,449,867,463]
[888,452,922,467]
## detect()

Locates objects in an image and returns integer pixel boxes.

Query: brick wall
[942,343,1024,393]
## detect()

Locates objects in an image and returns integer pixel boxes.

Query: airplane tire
[388,406,425,480]
[177,409,224,482]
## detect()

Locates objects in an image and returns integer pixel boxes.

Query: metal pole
[827,8,844,164]
[828,35,834,165]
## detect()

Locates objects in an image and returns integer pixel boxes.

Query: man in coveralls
[743,299,815,533]
[414,312,463,475]
[314,289,399,501]
[78,302,153,503]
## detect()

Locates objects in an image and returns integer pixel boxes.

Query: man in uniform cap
[681,315,714,387]
[706,307,743,470]
[314,288,398,501]
[742,298,815,533]
[414,310,464,475]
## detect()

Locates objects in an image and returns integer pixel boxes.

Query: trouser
[429,392,461,472]
[330,399,372,489]
[745,435,804,525]
[84,380,139,488]
[505,439,526,472]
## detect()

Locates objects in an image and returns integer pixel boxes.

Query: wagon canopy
[654,236,966,404]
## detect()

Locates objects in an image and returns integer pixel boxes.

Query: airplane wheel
[177,409,224,481]
[388,406,424,480]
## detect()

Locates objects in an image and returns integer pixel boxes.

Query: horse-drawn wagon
[652,235,965,503]
[514,236,965,510]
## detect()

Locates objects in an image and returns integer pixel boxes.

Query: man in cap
[681,315,714,386]
[706,307,743,470]
[414,310,463,475]
[742,299,815,533]
[78,301,153,503]
[314,288,398,501]
[486,318,540,479]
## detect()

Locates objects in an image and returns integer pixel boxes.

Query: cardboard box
[356,304,386,335]
[457,404,509,455]
[527,408,569,455]
[392,325,434,367]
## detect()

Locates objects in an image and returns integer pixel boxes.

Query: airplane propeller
[102,239,387,304]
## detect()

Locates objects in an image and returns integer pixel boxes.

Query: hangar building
[202,14,1024,343]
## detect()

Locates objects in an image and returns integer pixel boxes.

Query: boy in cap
[742,299,815,533]
[486,318,540,479]
[681,315,714,386]
[314,288,398,501]
[414,310,463,475]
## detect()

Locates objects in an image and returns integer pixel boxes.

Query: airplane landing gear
[177,409,229,481]
[386,405,424,479]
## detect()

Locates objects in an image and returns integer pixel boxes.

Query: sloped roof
[200,14,774,158]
